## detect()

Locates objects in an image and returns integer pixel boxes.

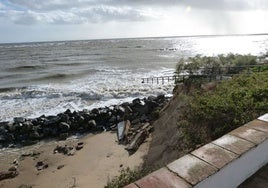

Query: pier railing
[142,64,268,84]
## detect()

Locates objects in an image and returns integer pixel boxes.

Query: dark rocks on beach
[0,95,170,148]
[76,142,84,150]
[57,165,65,170]
[35,161,48,171]
[0,171,18,181]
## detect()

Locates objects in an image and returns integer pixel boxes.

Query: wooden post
[168,76,170,82]
[162,77,164,84]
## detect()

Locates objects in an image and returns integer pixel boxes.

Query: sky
[0,0,268,43]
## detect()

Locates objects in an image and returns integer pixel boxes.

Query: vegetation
[176,53,259,76]
[105,167,150,188]
[106,54,268,188]
[177,67,268,148]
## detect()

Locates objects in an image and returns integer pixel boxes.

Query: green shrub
[105,167,150,188]
[176,53,258,81]
[179,71,268,139]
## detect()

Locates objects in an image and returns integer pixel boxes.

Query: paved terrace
[125,114,268,188]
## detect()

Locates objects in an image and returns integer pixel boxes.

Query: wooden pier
[141,64,268,84]
[141,75,184,84]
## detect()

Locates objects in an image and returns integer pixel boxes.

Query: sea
[0,35,268,122]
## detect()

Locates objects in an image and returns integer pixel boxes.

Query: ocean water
[0,35,268,121]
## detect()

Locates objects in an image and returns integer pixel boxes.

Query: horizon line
[1,32,268,45]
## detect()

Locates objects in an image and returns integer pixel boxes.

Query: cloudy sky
[0,0,267,43]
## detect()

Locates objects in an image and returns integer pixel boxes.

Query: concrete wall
[125,114,268,188]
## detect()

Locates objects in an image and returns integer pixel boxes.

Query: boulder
[59,133,68,140]
[6,121,16,132]
[132,98,141,105]
[59,122,70,133]
[13,117,26,124]
[0,171,18,180]
[64,109,72,115]
[20,121,33,134]
[59,114,70,123]
[132,103,149,115]
[35,161,48,171]
[76,142,84,150]
[29,131,40,140]
[88,120,97,129]
[91,108,100,115]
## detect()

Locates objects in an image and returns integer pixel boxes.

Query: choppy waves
[1,35,268,121]
[0,68,175,121]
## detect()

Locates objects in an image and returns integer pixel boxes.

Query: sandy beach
[0,132,150,188]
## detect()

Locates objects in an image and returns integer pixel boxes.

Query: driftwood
[123,120,131,144]
[0,171,18,181]
[125,130,148,153]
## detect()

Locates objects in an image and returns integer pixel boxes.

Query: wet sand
[0,132,150,188]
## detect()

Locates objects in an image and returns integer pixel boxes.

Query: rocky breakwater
[0,95,169,150]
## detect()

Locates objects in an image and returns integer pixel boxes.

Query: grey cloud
[3,0,268,26]
[7,0,268,12]
[0,6,156,25]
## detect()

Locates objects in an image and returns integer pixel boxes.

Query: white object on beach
[117,121,125,141]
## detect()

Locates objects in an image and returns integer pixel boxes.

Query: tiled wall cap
[167,154,217,185]
[229,126,268,144]
[245,119,268,133]
[258,113,268,122]
[191,143,238,169]
[212,134,255,155]
[124,183,139,188]
[135,168,192,188]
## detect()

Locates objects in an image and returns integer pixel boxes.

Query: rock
[57,165,65,170]
[20,121,33,133]
[13,117,26,124]
[59,114,70,123]
[88,120,97,129]
[0,171,18,181]
[59,122,70,133]
[36,161,44,170]
[6,121,16,132]
[115,106,125,115]
[68,148,76,156]
[108,116,117,124]
[21,151,40,157]
[91,108,100,115]
[43,164,49,169]
[29,131,40,140]
[8,166,17,172]
[59,133,68,140]
[76,115,85,124]
[43,116,60,127]
[64,109,71,115]
[148,95,157,101]
[132,103,149,115]
[21,140,38,146]
[157,94,165,101]
[0,135,6,143]
[54,145,74,155]
[124,106,133,114]
[36,161,48,170]
[132,98,141,105]
[76,142,84,150]
[13,159,19,165]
